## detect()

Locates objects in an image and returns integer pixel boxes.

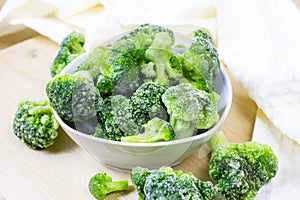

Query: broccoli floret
[119,23,175,50]
[98,23,175,96]
[131,166,217,200]
[121,117,174,143]
[76,46,112,81]
[50,31,85,77]
[88,172,128,200]
[162,83,219,139]
[94,96,123,141]
[208,131,279,200]
[181,29,220,92]
[12,99,59,149]
[142,32,183,86]
[130,82,168,126]
[94,95,140,141]
[46,72,102,124]
[96,74,114,98]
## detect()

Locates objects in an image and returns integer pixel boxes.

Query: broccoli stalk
[143,32,183,86]
[13,99,59,149]
[162,83,219,139]
[88,172,128,200]
[207,131,279,200]
[121,118,175,143]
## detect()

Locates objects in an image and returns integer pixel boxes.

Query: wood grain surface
[0,36,257,200]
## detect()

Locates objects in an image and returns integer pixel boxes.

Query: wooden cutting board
[0,36,257,200]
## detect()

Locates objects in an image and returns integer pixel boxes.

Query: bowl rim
[54,53,233,148]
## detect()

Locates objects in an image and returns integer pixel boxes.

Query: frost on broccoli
[130,82,168,126]
[46,72,102,124]
[181,29,220,92]
[13,99,59,149]
[131,166,217,200]
[50,31,85,77]
[76,46,112,82]
[162,83,219,139]
[121,118,174,143]
[89,172,128,200]
[97,23,175,96]
[143,32,183,86]
[94,95,140,141]
[208,131,279,200]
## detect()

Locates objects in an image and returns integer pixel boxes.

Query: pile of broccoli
[10,23,279,200]
[45,23,221,143]
[129,132,278,200]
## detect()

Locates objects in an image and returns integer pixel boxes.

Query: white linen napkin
[215,0,300,199]
[0,0,218,50]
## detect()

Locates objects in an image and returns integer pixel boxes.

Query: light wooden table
[0,31,257,199]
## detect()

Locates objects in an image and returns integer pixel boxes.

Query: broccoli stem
[121,133,163,143]
[170,116,197,139]
[207,131,229,151]
[105,180,129,193]
[28,105,53,115]
[155,63,169,86]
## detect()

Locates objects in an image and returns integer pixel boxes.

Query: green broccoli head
[209,140,279,200]
[131,166,217,200]
[110,95,141,135]
[88,172,128,200]
[100,23,176,95]
[12,99,59,149]
[162,83,219,139]
[120,23,175,50]
[94,95,140,141]
[131,166,155,200]
[50,31,86,77]
[182,29,220,92]
[121,117,174,143]
[130,82,168,126]
[46,73,102,124]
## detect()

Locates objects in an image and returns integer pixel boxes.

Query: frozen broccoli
[97,23,175,96]
[131,166,217,200]
[181,29,220,92]
[121,117,174,143]
[162,83,219,139]
[76,45,112,82]
[94,95,140,141]
[208,131,279,200]
[46,71,102,124]
[89,172,128,200]
[130,82,168,126]
[50,31,85,77]
[12,99,59,149]
[143,32,183,86]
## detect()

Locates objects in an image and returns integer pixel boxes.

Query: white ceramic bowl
[54,33,232,170]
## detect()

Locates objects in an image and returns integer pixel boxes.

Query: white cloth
[215,1,300,199]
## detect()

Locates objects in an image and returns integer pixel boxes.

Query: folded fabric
[253,109,300,199]
[0,0,218,50]
[215,0,300,144]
